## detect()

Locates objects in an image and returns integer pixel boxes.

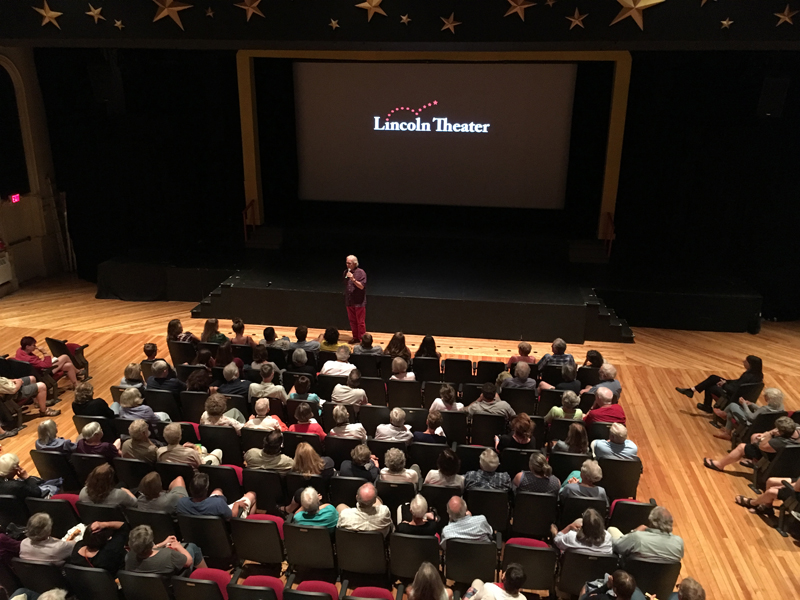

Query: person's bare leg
[197,557,208,569]
[34,383,50,414]
[709,444,746,470]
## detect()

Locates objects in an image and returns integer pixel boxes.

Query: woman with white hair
[75,421,121,460]
[328,405,367,441]
[0,454,44,501]
[35,420,77,453]
[119,387,170,426]
[20,513,79,564]
[543,390,583,424]
[390,357,416,381]
[380,447,421,488]
[559,459,608,508]
[121,419,158,463]
[464,448,511,492]
[550,508,613,555]
[374,408,414,444]
[713,387,784,442]
[583,363,622,401]
[397,494,441,536]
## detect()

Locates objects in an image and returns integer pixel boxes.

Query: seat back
[317,375,347,401]
[408,443,449,479]
[739,382,766,403]
[12,558,70,594]
[577,367,600,387]
[375,480,416,515]
[283,431,324,457]
[756,444,800,490]
[470,413,506,446]
[588,421,613,442]
[25,497,79,537]
[537,389,564,418]
[169,341,198,367]
[335,528,388,575]
[177,514,234,559]
[199,425,244,467]
[367,439,406,468]
[173,574,227,600]
[77,501,126,524]
[110,385,125,405]
[350,354,380,378]
[540,365,563,387]
[502,543,557,591]
[240,427,269,453]
[284,523,336,570]
[420,485,462,526]
[410,357,441,383]
[597,457,642,502]
[230,344,255,365]
[70,453,110,486]
[557,551,620,596]
[242,468,286,513]
[444,540,496,588]
[321,402,356,433]
[229,580,281,600]
[114,457,154,490]
[286,473,329,500]
[155,461,195,488]
[145,388,182,422]
[442,359,473,385]
[177,364,207,383]
[378,355,395,382]
[608,500,656,533]
[0,494,29,529]
[511,492,558,538]
[500,388,538,416]
[475,361,505,384]
[579,392,596,413]
[455,444,489,475]
[499,448,542,478]
[73,414,118,444]
[324,436,362,469]
[180,391,210,423]
[559,496,608,528]
[461,383,483,407]
[440,411,468,445]
[738,410,787,446]
[387,380,422,409]
[118,570,173,600]
[140,361,154,382]
[547,418,584,445]
[360,377,387,406]
[358,405,391,437]
[65,563,120,600]
[230,516,284,564]
[389,533,440,581]
[329,476,368,508]
[200,465,243,502]
[549,451,590,483]
[465,488,510,532]
[124,507,180,541]
[625,559,682,600]
[31,449,81,492]
[422,381,454,410]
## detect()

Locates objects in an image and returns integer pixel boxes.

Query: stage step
[582,287,635,344]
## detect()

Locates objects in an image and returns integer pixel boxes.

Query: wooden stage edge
[1,275,799,600]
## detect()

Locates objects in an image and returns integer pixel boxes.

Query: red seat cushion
[191,568,230,600]
[222,464,243,485]
[505,537,549,548]
[52,493,80,513]
[609,498,644,517]
[297,580,339,600]
[182,421,201,438]
[247,513,285,539]
[351,588,393,600]
[243,575,284,600]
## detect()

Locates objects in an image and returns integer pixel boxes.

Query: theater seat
[247,513,285,539]
[297,580,340,600]
[242,576,285,600]
[191,568,232,600]
[52,493,80,512]
[351,588,393,600]
[505,537,549,548]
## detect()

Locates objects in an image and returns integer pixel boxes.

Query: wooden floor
[1,275,799,599]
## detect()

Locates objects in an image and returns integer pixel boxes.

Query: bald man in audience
[440,496,493,548]
[336,482,393,536]
[583,387,626,426]
[501,362,537,390]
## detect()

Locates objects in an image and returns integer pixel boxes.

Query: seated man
[157,422,222,467]
[467,383,515,419]
[592,423,638,460]
[579,570,647,600]
[121,419,158,463]
[125,524,206,574]
[0,374,58,418]
[289,325,321,352]
[583,363,622,402]
[321,345,357,377]
[331,370,368,406]
[260,326,291,350]
[15,336,79,387]
[464,448,511,492]
[336,482,393,536]
[413,409,447,444]
[536,337,575,372]
[583,388,626,426]
[501,362,537,390]
[146,360,185,395]
[244,429,294,471]
[176,472,255,519]
[703,416,798,472]
[609,506,684,562]
[374,407,413,445]
[19,513,78,565]
[560,459,608,508]
[248,363,288,404]
[292,486,339,530]
[670,578,705,600]
[217,363,251,398]
[244,398,288,431]
[440,496,493,548]
[465,563,527,600]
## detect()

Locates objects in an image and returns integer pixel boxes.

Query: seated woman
[397,494,440,536]
[68,520,129,573]
[408,562,454,600]
[551,422,590,454]
[289,349,317,378]
[318,327,345,352]
[507,341,537,368]
[415,335,441,359]
[186,368,213,392]
[136,473,188,514]
[513,452,560,494]
[125,524,206,574]
[281,442,336,514]
[539,364,582,395]
[20,513,78,565]
[353,333,383,355]
[119,388,170,426]
[496,413,536,452]
[583,350,604,368]
[339,443,379,480]
[328,405,367,441]
[390,357,416,381]
[0,454,44,502]
[735,474,800,516]
[119,363,145,390]
[290,486,339,530]
[713,387,784,442]
[250,344,280,374]
[559,459,608,508]
[676,354,763,414]
[76,422,121,460]
[200,318,228,346]
[289,402,326,439]
[167,318,200,345]
[79,463,137,508]
[429,383,464,412]
[544,390,583,424]
[121,419,158,463]
[383,332,412,362]
[230,318,257,347]
[703,416,799,472]
[35,419,77,453]
[216,341,244,372]
[289,375,321,404]
[423,448,464,491]
[199,393,246,433]
[191,349,215,369]
[72,381,116,418]
[551,508,613,555]
[380,447,421,489]
[158,422,222,467]
[245,398,288,431]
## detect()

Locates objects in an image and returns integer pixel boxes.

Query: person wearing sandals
[712,387,784,442]
[0,374,57,418]
[15,336,81,388]
[703,416,799,473]
[734,474,800,516]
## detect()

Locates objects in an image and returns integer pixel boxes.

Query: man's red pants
[346,306,366,341]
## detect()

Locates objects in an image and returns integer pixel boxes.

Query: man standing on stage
[344,255,367,344]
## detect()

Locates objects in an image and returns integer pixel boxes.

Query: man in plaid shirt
[537,338,575,373]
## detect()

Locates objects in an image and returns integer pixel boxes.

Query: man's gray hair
[384,447,407,472]
[648,506,674,533]
[300,486,320,512]
[596,387,614,405]
[152,360,169,376]
[562,390,580,409]
[292,348,308,366]
[479,448,500,472]
[336,345,351,361]
[515,362,531,379]
[608,423,628,444]
[129,524,155,559]
[552,338,567,354]
[447,496,468,520]
[599,363,617,381]
[410,494,428,518]
[223,362,240,381]
[389,407,406,427]
[677,578,705,600]
[26,512,53,542]
[580,459,603,484]
[764,388,784,410]
[347,254,359,267]
[38,590,68,600]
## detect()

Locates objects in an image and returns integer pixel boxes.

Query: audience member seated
[413,410,447,444]
[497,413,536,451]
[583,388,626,426]
[543,390,583,425]
[331,370,368,406]
[429,384,464,412]
[502,362,537,390]
[136,473,187,514]
[714,387,784,442]
[507,341,537,368]
[440,496,492,548]
[408,562,453,600]
[669,579,705,600]
[191,349,215,370]
[120,388,169,428]
[144,343,175,377]
[318,327,346,353]
[80,464,137,508]
[119,363,145,390]
[591,423,638,460]
[200,318,228,345]
[229,318,257,347]
[289,349,317,378]
[186,369,213,393]
[468,383,515,419]
[289,402,326,439]
[289,374,320,403]
[676,354,763,414]
[609,506,684,562]
[735,474,800,516]
[583,349,604,369]
[216,341,244,373]
[539,364,582,394]
[536,338,575,373]
[245,398,288,431]
[20,513,77,565]
[290,325,321,353]
[76,422,121,460]
[258,326,289,350]
[340,443,380,481]
[583,364,622,402]
[321,346,357,377]
[177,472,255,518]
[216,363,250,397]
[465,448,511,492]
[121,419,158,463]
[423,448,465,491]
[552,508,613,555]
[414,335,440,359]
[126,524,206,574]
[0,454,44,501]
[35,419,76,453]
[397,494,441,536]
[337,482,393,536]
[244,429,294,471]
[375,407,414,444]
[390,357,416,381]
[0,373,56,419]
[145,360,186,395]
[383,332,412,362]
[551,422,590,454]
[16,336,80,388]
[168,318,200,345]
[72,381,115,418]
[579,569,646,600]
[466,563,526,600]
[354,333,382,355]
[68,520,129,573]
[512,452,560,494]
[703,416,799,472]
[380,447,421,488]
[249,364,288,405]
[291,486,339,530]
[293,442,336,482]
[560,459,608,508]
[329,405,368,441]
[200,392,245,431]
[158,422,222,467]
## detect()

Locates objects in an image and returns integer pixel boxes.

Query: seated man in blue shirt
[591,423,639,461]
[583,363,622,402]
[176,472,256,519]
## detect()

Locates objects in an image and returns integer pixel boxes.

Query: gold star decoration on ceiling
[235,0,264,21]
[505,0,535,21]
[720,18,733,29]
[329,19,340,29]
[774,4,798,26]
[566,8,587,29]
[206,6,214,17]
[441,12,461,33]
[355,0,386,22]
[33,0,63,29]
[153,0,192,31]
[85,3,104,24]
[114,19,124,30]
[400,14,411,25]
[610,0,665,31]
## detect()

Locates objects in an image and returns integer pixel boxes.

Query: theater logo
[373,100,490,133]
